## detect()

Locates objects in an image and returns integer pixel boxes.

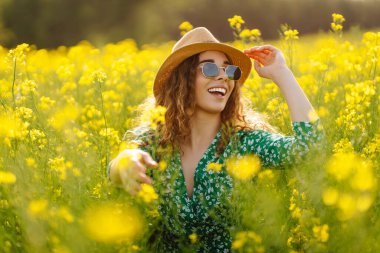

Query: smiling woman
[108,27,324,252]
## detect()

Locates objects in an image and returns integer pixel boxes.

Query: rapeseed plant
[0,12,379,253]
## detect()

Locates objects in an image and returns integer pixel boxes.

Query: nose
[216,67,228,81]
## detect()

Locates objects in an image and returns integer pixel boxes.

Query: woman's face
[194,51,235,115]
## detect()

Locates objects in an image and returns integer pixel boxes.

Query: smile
[207,87,227,96]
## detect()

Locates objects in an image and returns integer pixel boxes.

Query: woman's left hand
[243,45,289,81]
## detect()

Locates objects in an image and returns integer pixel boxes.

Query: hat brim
[153,42,252,98]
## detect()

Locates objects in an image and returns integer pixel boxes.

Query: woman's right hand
[109,149,158,195]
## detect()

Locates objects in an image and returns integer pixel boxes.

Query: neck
[184,110,221,149]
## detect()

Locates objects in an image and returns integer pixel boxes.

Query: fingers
[244,44,278,53]
[244,45,278,62]
[253,60,262,75]
[137,172,153,185]
[129,158,153,184]
[119,164,152,196]
[139,151,158,168]
[120,170,141,196]
[246,52,268,64]
[112,149,157,195]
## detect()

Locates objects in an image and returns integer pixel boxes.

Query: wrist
[271,65,293,83]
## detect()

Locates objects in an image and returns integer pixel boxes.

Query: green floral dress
[130,120,323,252]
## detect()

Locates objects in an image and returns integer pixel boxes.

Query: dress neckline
[176,129,222,201]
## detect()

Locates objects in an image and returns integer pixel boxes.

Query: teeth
[208,87,226,95]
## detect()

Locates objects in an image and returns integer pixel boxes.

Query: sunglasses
[198,62,242,81]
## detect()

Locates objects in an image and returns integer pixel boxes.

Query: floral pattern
[131,120,323,252]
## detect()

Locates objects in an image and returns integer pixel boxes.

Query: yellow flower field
[0,14,379,252]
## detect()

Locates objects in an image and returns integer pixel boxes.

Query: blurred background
[0,0,379,48]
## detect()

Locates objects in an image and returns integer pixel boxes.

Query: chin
[198,105,227,114]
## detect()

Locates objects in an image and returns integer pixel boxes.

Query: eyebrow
[198,59,231,65]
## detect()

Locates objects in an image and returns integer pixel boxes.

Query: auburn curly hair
[131,53,277,155]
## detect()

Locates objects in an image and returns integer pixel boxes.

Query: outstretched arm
[244,45,316,122]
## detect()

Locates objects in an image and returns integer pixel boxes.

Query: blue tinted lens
[202,62,219,77]
[226,65,242,80]
[201,62,241,80]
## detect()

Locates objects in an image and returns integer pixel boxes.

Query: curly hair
[131,53,277,155]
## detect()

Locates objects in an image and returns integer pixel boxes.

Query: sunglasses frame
[198,62,242,81]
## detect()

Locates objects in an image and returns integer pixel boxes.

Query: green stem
[99,82,109,169]
[11,58,17,110]
[0,98,6,109]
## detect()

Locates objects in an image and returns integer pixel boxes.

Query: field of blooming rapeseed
[0,13,379,253]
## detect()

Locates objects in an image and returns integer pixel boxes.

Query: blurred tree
[0,0,379,48]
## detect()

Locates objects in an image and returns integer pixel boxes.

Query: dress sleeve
[237,119,324,168]
[128,129,154,155]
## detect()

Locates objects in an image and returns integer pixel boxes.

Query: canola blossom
[226,155,261,180]
[0,13,379,253]
[82,203,143,243]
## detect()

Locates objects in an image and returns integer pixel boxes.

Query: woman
[109,27,323,252]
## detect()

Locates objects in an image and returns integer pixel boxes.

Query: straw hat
[153,27,252,98]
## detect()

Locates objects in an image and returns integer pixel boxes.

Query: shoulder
[236,128,282,140]
[123,126,156,145]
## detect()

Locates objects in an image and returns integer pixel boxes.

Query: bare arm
[244,45,316,122]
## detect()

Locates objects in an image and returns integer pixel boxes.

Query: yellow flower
[141,105,167,130]
[331,13,345,33]
[266,98,279,112]
[232,238,244,249]
[356,194,374,212]
[206,162,222,172]
[324,90,338,103]
[337,193,356,220]
[28,199,48,217]
[291,207,302,219]
[60,81,77,94]
[258,169,274,181]
[284,29,299,40]
[326,153,357,181]
[313,224,329,242]
[250,29,261,37]
[52,246,71,253]
[362,133,380,159]
[189,233,198,244]
[118,141,134,150]
[307,110,319,122]
[29,129,47,149]
[228,15,245,30]
[137,183,158,203]
[57,207,74,223]
[8,43,30,62]
[0,113,29,140]
[48,157,75,180]
[333,138,354,154]
[350,161,376,191]
[0,171,17,184]
[38,96,56,111]
[48,104,79,130]
[331,23,343,32]
[16,107,33,120]
[82,203,143,243]
[322,187,339,205]
[158,160,167,171]
[232,231,263,250]
[226,155,260,181]
[179,21,193,36]
[131,245,141,251]
[25,157,37,169]
[239,29,251,39]
[20,80,37,95]
[332,13,345,23]
[91,69,107,84]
